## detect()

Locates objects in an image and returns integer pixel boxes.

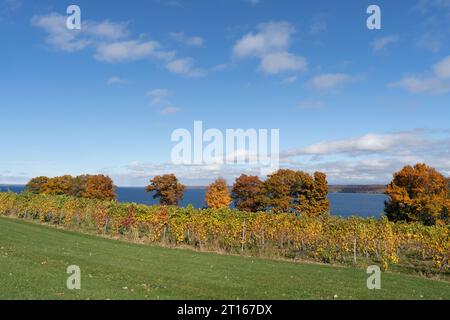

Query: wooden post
[103,217,109,235]
[353,225,357,264]
[363,224,369,260]
[241,219,246,253]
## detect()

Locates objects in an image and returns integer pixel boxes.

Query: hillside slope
[0,217,448,300]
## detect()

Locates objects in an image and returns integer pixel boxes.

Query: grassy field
[0,217,449,300]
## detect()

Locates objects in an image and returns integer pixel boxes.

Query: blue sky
[1,0,449,186]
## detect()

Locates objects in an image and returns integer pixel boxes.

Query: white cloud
[259,52,307,74]
[232,21,307,74]
[371,35,398,52]
[389,76,450,95]
[160,106,181,115]
[389,55,450,95]
[233,21,293,57]
[280,129,450,183]
[283,75,297,84]
[31,14,131,53]
[433,55,450,79]
[166,58,205,77]
[414,1,450,53]
[146,90,182,115]
[170,32,204,47]
[102,129,450,185]
[86,21,129,39]
[309,73,357,91]
[94,40,166,62]
[107,76,128,85]
[283,131,424,157]
[146,89,171,105]
[32,12,203,76]
[416,33,444,53]
[31,13,90,52]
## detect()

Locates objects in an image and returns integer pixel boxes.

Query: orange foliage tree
[25,174,116,200]
[40,175,74,195]
[385,163,450,225]
[25,176,49,194]
[83,175,116,201]
[231,174,265,212]
[262,169,330,216]
[205,178,231,209]
[146,174,185,206]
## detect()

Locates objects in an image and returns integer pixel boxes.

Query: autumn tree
[41,175,74,195]
[385,163,450,225]
[262,169,330,216]
[25,176,49,194]
[69,175,89,197]
[231,174,265,212]
[25,174,116,201]
[146,174,185,206]
[205,178,231,209]
[82,175,116,201]
[309,172,330,217]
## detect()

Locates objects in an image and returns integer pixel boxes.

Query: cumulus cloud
[109,160,269,186]
[160,106,181,115]
[107,76,128,85]
[94,40,169,62]
[259,52,307,74]
[31,14,131,52]
[309,73,359,91]
[371,35,398,52]
[433,56,450,78]
[31,13,91,52]
[283,75,297,84]
[31,13,173,61]
[166,58,205,77]
[170,32,204,47]
[0,173,29,185]
[389,55,450,94]
[32,12,205,76]
[281,129,450,183]
[146,89,181,115]
[282,130,426,157]
[232,21,307,74]
[100,129,450,185]
[389,76,450,94]
[414,1,450,53]
[146,89,171,105]
[416,33,444,53]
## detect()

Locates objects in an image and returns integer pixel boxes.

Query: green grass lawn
[0,216,449,300]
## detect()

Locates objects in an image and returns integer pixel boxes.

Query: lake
[0,185,388,218]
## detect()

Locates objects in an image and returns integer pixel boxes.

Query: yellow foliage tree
[205,178,231,209]
[385,163,450,225]
[41,175,73,195]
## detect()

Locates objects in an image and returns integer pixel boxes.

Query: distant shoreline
[0,184,387,194]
